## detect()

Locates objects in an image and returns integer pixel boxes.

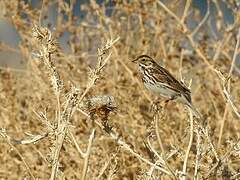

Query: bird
[132,54,201,118]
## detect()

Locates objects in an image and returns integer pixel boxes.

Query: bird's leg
[164,96,177,108]
[150,98,162,113]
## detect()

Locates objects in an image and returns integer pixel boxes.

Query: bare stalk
[81,129,95,180]
[157,1,214,71]
[217,28,240,146]
[96,158,112,179]
[0,130,36,180]
[146,137,177,179]
[193,127,201,180]
[154,111,165,154]
[228,29,240,77]
[181,0,191,23]
[191,0,210,37]
[182,108,194,180]
[217,105,229,147]
[69,131,85,158]
[77,109,171,176]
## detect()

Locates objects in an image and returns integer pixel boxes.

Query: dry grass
[0,0,240,179]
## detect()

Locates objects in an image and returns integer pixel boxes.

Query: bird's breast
[144,81,177,98]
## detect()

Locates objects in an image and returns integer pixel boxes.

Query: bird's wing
[149,64,192,102]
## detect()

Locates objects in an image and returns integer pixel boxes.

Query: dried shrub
[0,1,240,179]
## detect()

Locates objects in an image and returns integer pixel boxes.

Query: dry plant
[0,0,240,179]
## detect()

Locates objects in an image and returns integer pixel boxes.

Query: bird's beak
[132,58,138,63]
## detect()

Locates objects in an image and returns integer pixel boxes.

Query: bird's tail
[179,94,202,119]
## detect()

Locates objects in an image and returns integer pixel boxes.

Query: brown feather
[149,62,192,102]
[134,55,192,103]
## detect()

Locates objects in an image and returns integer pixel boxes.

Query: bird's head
[132,55,156,68]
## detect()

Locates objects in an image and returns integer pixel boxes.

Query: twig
[0,42,21,53]
[217,105,229,147]
[147,159,164,179]
[181,0,191,23]
[146,137,167,165]
[203,127,219,161]
[157,1,214,71]
[56,92,61,129]
[69,131,85,158]
[205,140,239,178]
[231,172,240,180]
[96,157,112,179]
[117,57,152,102]
[154,111,165,154]
[193,126,202,180]
[215,70,240,119]
[50,87,80,180]
[146,137,177,179]
[182,108,194,180]
[77,109,171,175]
[160,38,167,60]
[50,128,66,180]
[81,129,95,180]
[213,33,232,62]
[229,28,240,77]
[157,1,183,27]
[191,0,210,37]
[97,119,171,174]
[216,28,240,146]
[10,133,48,145]
[0,129,36,180]
[223,88,240,118]
[179,50,184,82]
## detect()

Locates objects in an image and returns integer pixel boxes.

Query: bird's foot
[163,96,176,108]
[150,100,162,113]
